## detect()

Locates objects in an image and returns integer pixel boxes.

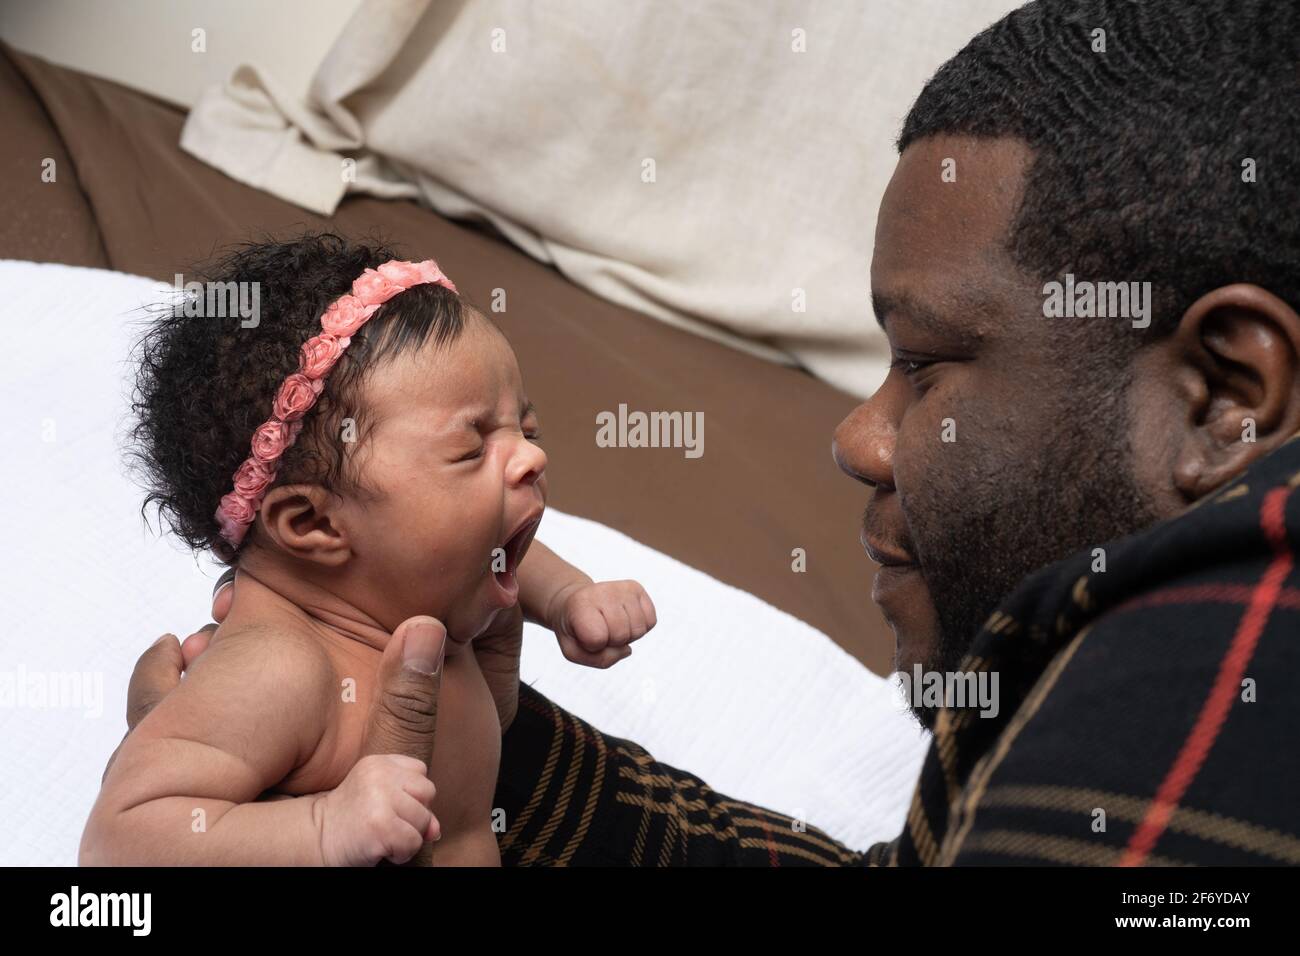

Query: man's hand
[105,624,215,782]
[545,579,656,668]
[474,604,524,734]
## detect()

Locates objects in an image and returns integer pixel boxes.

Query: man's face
[833,136,1163,716]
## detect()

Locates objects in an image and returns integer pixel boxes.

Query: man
[121,0,1300,864]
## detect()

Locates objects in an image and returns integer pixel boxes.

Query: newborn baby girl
[80,235,656,866]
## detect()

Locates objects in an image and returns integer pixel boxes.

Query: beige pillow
[182,0,1021,396]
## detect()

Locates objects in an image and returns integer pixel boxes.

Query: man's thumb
[361,616,447,767]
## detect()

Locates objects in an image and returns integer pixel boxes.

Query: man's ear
[1170,283,1300,499]
[256,484,352,567]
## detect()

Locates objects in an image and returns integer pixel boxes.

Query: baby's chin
[437,605,487,649]
[439,573,517,647]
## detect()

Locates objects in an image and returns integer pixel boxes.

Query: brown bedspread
[0,44,894,673]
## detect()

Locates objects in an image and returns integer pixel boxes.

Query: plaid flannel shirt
[494,435,1300,865]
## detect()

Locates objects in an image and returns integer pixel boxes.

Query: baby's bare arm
[517,540,656,667]
[80,628,337,865]
[517,539,592,625]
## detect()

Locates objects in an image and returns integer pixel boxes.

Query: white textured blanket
[0,260,928,865]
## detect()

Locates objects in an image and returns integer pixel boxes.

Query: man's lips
[863,531,923,611]
[861,532,918,568]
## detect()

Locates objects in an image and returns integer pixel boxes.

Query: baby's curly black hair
[130,232,470,565]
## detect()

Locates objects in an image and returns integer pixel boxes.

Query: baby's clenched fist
[549,579,657,668]
[316,753,440,866]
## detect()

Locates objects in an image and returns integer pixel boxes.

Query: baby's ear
[257,484,351,567]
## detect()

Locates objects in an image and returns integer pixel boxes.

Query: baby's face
[339,313,547,642]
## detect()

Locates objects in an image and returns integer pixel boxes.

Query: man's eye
[890,357,933,376]
[525,430,542,444]
[456,446,484,462]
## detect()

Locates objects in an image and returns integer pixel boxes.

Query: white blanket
[180,0,1021,397]
[0,260,928,865]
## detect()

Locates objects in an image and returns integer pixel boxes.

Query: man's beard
[902,389,1161,726]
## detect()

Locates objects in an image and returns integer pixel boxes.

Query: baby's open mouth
[492,513,542,602]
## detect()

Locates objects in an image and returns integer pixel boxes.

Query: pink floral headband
[214,258,458,550]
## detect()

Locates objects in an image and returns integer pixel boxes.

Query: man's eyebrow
[871,290,980,342]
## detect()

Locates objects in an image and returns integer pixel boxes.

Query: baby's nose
[511,437,547,486]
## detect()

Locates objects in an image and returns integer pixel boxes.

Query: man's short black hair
[899,0,1299,347]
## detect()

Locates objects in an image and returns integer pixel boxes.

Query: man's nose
[832,381,900,490]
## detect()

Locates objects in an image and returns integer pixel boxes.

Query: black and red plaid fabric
[494,435,1300,865]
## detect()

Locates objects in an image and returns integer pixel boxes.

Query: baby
[80,235,656,866]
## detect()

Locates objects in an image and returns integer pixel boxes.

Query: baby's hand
[549,580,657,668]
[317,754,440,866]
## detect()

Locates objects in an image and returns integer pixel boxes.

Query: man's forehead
[880,140,1024,258]
[871,136,1035,336]
[881,136,1031,229]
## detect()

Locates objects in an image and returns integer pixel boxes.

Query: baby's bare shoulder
[112,620,342,796]
[170,621,340,750]
[197,621,338,703]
